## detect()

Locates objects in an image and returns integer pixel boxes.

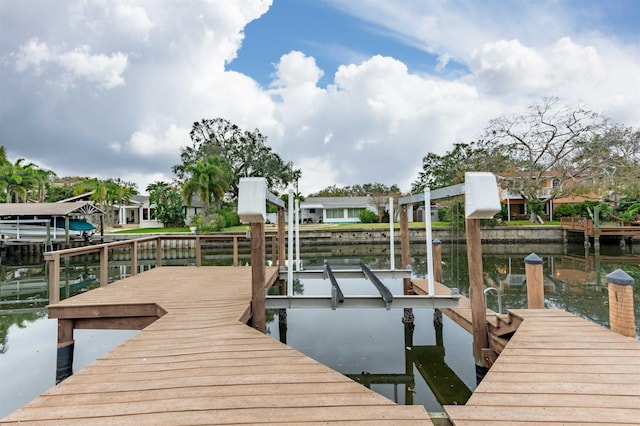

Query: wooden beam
[48,303,165,319]
[74,316,158,330]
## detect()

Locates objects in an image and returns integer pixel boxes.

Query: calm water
[1,242,639,417]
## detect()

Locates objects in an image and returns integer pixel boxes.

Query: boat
[0,218,96,241]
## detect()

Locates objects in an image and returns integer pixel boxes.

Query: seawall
[267,225,568,246]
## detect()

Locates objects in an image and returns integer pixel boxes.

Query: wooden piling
[465,218,489,371]
[131,240,138,275]
[100,246,109,287]
[155,237,162,267]
[48,253,61,304]
[524,253,544,309]
[56,319,74,384]
[432,239,442,284]
[195,236,202,267]
[278,207,285,266]
[251,222,266,333]
[606,269,636,338]
[399,205,411,294]
[233,236,239,267]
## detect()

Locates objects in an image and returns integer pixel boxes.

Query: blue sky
[228,0,451,87]
[0,0,639,195]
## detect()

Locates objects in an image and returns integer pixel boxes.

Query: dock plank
[1,266,432,425]
[444,305,640,424]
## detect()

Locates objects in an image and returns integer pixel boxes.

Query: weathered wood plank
[445,405,640,423]
[2,265,432,424]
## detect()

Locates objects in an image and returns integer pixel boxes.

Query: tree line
[2,97,638,227]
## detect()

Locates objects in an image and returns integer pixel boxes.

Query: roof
[301,196,372,209]
[0,202,104,217]
[56,192,93,203]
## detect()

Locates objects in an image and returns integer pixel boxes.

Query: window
[326,208,344,219]
[347,208,365,218]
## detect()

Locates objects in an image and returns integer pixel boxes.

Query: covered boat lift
[0,202,105,246]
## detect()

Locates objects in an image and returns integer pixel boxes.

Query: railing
[44,234,254,304]
[560,217,593,232]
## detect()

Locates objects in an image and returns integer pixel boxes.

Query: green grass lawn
[111,220,560,234]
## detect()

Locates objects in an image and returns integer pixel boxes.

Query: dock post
[48,253,61,304]
[466,218,489,378]
[233,236,239,267]
[155,237,162,267]
[100,245,109,287]
[524,253,544,309]
[131,240,138,275]
[606,269,636,338]
[399,204,411,294]
[195,236,202,267]
[271,235,277,265]
[432,239,443,284]
[251,221,266,332]
[56,319,74,384]
[277,207,286,266]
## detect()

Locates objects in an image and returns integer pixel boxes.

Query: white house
[299,196,378,224]
[116,195,162,228]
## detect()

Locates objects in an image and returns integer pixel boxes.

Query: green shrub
[553,204,576,217]
[359,209,378,223]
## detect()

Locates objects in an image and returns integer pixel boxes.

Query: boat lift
[264,185,467,310]
[239,175,499,312]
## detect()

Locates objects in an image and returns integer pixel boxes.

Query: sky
[1,0,639,196]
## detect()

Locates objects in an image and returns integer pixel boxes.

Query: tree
[480,97,611,222]
[181,155,232,216]
[174,118,300,198]
[310,183,401,197]
[0,157,38,203]
[147,181,186,227]
[580,125,640,204]
[72,178,138,225]
[411,141,510,192]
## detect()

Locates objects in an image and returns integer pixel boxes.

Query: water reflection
[1,242,639,417]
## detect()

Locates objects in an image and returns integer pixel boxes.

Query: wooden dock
[414,280,640,425]
[561,217,640,244]
[445,309,640,425]
[0,266,431,425]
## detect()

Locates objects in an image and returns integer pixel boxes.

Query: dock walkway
[1,266,430,425]
[414,280,640,425]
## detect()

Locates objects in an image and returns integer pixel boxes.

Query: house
[299,196,376,224]
[117,195,208,229]
[115,195,162,228]
[498,172,599,220]
[298,196,437,224]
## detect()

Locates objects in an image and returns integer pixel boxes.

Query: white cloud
[115,4,154,42]
[294,156,340,195]
[13,38,128,89]
[128,124,189,158]
[469,37,605,96]
[14,38,51,74]
[57,46,128,89]
[2,0,638,199]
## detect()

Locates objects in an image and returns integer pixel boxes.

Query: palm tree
[181,156,231,216]
[0,158,38,203]
[31,168,57,202]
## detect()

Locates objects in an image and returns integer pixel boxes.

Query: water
[1,242,639,417]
